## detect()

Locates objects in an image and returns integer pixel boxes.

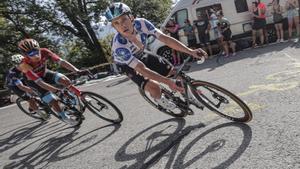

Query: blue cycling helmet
[105,2,131,22]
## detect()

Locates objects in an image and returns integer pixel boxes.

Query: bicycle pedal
[186,111,194,115]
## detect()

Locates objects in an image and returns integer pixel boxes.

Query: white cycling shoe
[155,95,177,110]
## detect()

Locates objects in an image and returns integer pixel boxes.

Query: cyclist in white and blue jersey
[105,2,207,110]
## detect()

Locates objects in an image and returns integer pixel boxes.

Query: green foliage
[99,34,115,64]
[0,0,173,88]
[122,0,173,25]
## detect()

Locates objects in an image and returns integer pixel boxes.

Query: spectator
[193,14,213,56]
[271,0,284,43]
[251,2,265,47]
[257,0,268,44]
[183,19,197,49]
[165,18,181,65]
[285,0,299,42]
[216,11,236,57]
[207,8,220,41]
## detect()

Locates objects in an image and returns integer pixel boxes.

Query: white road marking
[0,103,16,110]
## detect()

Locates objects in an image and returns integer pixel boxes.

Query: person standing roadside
[285,0,300,42]
[216,11,236,57]
[271,0,284,43]
[183,19,197,49]
[257,0,268,45]
[251,2,265,47]
[165,19,181,65]
[193,14,213,56]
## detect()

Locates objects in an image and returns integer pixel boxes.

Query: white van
[147,0,287,58]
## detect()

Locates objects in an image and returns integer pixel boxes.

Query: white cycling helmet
[105,2,131,22]
[11,54,24,64]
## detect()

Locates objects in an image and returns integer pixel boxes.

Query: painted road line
[0,103,16,110]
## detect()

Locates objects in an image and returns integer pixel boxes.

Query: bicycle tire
[16,98,47,121]
[80,91,123,124]
[138,88,186,118]
[190,80,253,123]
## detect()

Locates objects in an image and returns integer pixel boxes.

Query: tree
[122,0,173,25]
[1,0,110,64]
[0,0,173,69]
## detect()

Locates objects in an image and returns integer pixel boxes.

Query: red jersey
[23,48,62,81]
[258,2,266,18]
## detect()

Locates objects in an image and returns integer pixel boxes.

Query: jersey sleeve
[112,44,139,68]
[139,18,163,38]
[41,48,62,63]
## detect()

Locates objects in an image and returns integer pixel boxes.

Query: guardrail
[0,88,11,107]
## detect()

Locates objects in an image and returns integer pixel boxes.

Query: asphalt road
[1,42,300,169]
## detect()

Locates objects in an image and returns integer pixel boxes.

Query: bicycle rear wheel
[190,81,253,123]
[139,88,187,118]
[81,91,123,124]
[16,98,49,121]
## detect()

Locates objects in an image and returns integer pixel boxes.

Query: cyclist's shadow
[116,120,252,169]
[3,123,121,169]
[0,120,60,154]
[115,118,205,169]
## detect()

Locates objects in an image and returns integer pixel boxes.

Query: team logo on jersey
[116,34,128,45]
[115,47,131,61]
[144,20,155,31]
[134,20,142,31]
[141,33,147,44]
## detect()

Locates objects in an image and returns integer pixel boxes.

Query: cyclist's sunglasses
[26,50,40,57]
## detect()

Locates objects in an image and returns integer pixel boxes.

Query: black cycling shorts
[27,70,65,96]
[117,55,173,89]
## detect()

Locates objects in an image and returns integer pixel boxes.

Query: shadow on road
[115,118,205,169]
[3,122,121,169]
[116,120,252,169]
[173,122,252,169]
[0,121,59,154]
[106,77,130,88]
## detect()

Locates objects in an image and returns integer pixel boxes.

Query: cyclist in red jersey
[18,38,82,122]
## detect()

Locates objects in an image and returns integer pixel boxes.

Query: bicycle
[139,50,252,123]
[16,70,123,126]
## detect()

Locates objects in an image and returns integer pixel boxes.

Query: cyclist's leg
[9,85,38,112]
[118,64,161,98]
[28,78,62,113]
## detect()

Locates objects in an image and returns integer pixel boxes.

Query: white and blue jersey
[112,18,163,68]
[5,67,24,87]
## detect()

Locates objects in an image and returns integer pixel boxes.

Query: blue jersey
[5,67,24,87]
[111,18,163,68]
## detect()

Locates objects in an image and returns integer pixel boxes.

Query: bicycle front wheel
[190,81,253,123]
[81,91,123,124]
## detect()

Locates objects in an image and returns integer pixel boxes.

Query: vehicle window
[195,4,222,20]
[172,9,188,28]
[234,0,248,13]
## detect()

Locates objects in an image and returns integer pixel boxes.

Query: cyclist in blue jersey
[105,2,207,110]
[5,54,39,113]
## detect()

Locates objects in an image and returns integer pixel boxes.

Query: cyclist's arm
[44,48,79,72]
[60,60,79,72]
[134,61,172,86]
[19,63,60,93]
[158,33,193,56]
[35,80,60,93]
[16,83,33,93]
